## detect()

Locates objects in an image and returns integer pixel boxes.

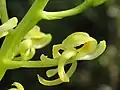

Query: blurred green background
[1,0,120,90]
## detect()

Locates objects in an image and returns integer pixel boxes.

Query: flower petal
[76,40,106,60]
[24,25,46,39]
[76,39,97,58]
[0,17,18,31]
[58,49,76,82]
[46,68,58,77]
[0,17,18,38]
[32,34,52,49]
[62,32,95,49]
[52,44,64,58]
[37,61,77,86]
[19,39,35,60]
[9,82,24,90]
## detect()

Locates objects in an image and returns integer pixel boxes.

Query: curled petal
[37,61,77,86]
[52,44,64,58]
[24,25,46,39]
[9,82,24,90]
[21,48,35,60]
[76,39,97,57]
[62,32,95,49]
[58,49,76,82]
[40,54,54,61]
[76,40,106,60]
[46,68,58,77]
[0,17,18,38]
[19,39,35,60]
[40,54,59,62]
[19,39,32,52]
[0,17,18,31]
[32,34,52,49]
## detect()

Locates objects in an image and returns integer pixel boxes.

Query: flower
[38,32,106,86]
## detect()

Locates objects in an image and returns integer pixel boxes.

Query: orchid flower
[38,32,106,86]
[14,25,52,61]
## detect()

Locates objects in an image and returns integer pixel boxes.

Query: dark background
[0,0,120,90]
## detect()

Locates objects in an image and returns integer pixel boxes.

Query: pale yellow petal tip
[9,82,24,90]
[0,17,18,38]
[24,25,46,39]
[32,33,52,49]
[37,74,62,86]
[5,17,18,28]
[46,68,57,77]
[11,17,18,24]
[59,74,69,82]
[76,40,106,60]
[37,74,53,86]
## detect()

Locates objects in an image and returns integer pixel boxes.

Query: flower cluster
[0,17,106,86]
[0,0,107,87]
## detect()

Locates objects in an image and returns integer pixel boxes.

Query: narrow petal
[46,68,58,77]
[37,61,77,86]
[9,82,24,90]
[58,49,76,82]
[0,17,18,31]
[52,44,64,58]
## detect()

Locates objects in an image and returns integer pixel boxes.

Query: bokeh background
[0,0,120,90]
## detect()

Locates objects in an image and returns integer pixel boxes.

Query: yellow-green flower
[38,32,106,86]
[15,25,52,61]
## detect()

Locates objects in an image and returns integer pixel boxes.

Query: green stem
[7,60,58,68]
[41,0,93,20]
[4,58,75,69]
[0,0,9,23]
[0,0,49,60]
